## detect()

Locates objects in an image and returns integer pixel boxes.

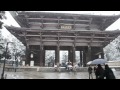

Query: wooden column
[72,33,77,65]
[100,47,104,59]
[55,46,60,65]
[43,48,45,67]
[40,46,43,66]
[68,47,73,63]
[39,29,43,66]
[25,44,30,65]
[24,30,30,66]
[91,48,95,61]
[80,51,82,67]
[55,32,60,65]
[72,46,76,66]
[86,45,91,63]
[68,49,70,62]
[83,51,86,67]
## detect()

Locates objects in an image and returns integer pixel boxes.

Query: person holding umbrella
[95,64,104,79]
[94,65,97,79]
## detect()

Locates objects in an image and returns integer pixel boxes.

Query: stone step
[4,67,88,72]
[4,66,120,72]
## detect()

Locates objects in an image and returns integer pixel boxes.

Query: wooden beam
[29,22,89,27]
[30,39,109,43]
[18,34,114,39]
[29,39,110,43]
[6,26,120,35]
[28,41,103,46]
[27,17,91,22]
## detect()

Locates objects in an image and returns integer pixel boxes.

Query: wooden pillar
[24,31,30,66]
[91,50,95,61]
[68,47,73,63]
[94,47,101,59]
[100,47,104,59]
[25,44,30,66]
[80,51,82,67]
[68,49,70,62]
[83,51,86,67]
[72,46,76,66]
[68,46,76,65]
[43,48,45,67]
[86,45,91,64]
[55,46,60,65]
[40,46,43,66]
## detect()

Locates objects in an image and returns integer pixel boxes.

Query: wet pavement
[0,67,120,79]
[2,70,120,79]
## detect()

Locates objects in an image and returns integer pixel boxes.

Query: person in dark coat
[95,64,104,79]
[88,65,93,79]
[104,64,116,79]
[94,65,97,79]
[94,66,97,73]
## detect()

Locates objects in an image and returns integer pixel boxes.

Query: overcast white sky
[1,11,120,38]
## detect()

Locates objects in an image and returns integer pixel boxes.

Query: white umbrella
[91,58,107,65]
[87,61,92,65]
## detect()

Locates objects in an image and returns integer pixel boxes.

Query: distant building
[5,11,120,67]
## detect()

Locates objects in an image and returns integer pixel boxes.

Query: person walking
[94,65,97,79]
[88,65,93,79]
[104,64,116,79]
[95,64,104,79]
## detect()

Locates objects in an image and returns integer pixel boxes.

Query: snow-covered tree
[45,50,55,66]
[0,11,6,29]
[0,30,5,60]
[62,52,68,63]
[104,35,120,61]
[7,36,25,65]
[0,11,6,57]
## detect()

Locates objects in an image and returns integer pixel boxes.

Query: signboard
[60,25,72,30]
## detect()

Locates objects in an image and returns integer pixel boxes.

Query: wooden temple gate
[6,11,120,67]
